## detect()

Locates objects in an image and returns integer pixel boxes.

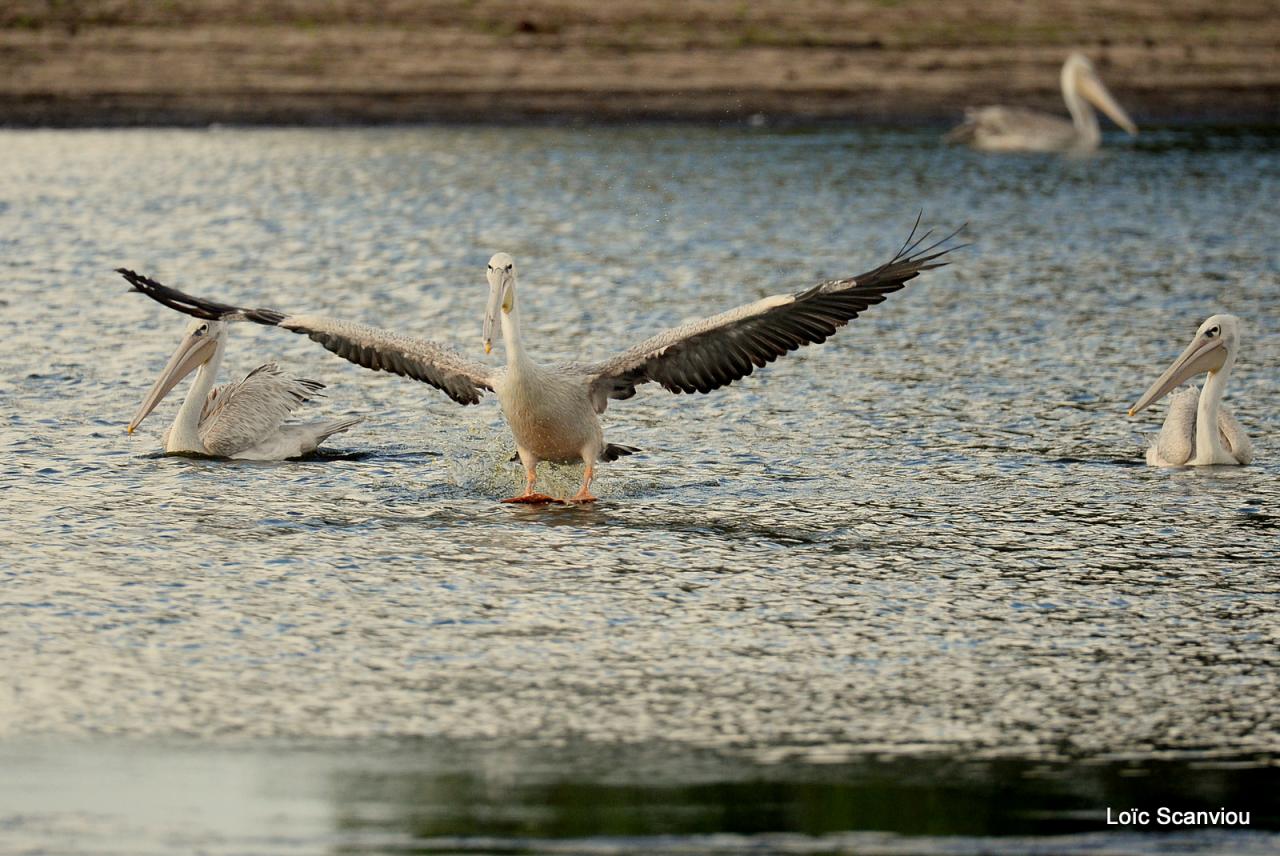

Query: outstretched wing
[580,220,960,413]
[117,269,494,405]
[198,363,322,457]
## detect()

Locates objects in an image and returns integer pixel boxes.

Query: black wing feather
[586,218,963,407]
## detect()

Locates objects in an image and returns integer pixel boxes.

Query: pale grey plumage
[1147,386,1253,467]
[497,360,601,464]
[1150,387,1198,466]
[945,106,1080,152]
[198,363,326,457]
[1221,409,1254,465]
[278,315,496,406]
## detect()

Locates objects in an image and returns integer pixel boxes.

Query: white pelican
[946,53,1138,152]
[124,289,363,460]
[1128,314,1253,467]
[118,224,956,501]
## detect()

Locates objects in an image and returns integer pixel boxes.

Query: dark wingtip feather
[892,218,966,267]
[116,268,285,326]
[596,215,965,404]
[602,443,641,462]
[851,217,967,291]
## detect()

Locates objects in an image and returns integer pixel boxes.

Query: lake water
[0,126,1277,854]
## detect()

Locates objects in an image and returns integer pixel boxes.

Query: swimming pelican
[946,53,1137,152]
[118,224,956,501]
[1128,314,1253,467]
[127,310,362,460]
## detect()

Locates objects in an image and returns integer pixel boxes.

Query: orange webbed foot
[501,493,559,505]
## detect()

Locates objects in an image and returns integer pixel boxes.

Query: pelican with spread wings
[119,222,957,501]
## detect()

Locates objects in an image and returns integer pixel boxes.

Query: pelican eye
[1206,326,1219,338]
[196,325,208,335]
[505,264,513,271]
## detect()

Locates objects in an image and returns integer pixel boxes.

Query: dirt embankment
[2,0,1278,125]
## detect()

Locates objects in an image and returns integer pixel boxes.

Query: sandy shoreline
[3,1,1278,127]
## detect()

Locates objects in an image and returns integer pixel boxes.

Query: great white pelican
[124,295,362,460]
[946,53,1138,153]
[1128,314,1253,467]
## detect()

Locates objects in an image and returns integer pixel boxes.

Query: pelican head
[1128,314,1239,417]
[1063,52,1138,137]
[483,252,516,355]
[128,318,226,433]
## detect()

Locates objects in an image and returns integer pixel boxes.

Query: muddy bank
[3,1,1278,126]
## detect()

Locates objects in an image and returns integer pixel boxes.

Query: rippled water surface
[1,126,1278,854]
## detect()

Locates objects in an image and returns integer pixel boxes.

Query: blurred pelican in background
[124,288,362,460]
[1128,314,1253,467]
[946,53,1137,153]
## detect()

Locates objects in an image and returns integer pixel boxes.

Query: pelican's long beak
[482,275,508,356]
[127,331,217,433]
[1078,69,1138,136]
[1128,333,1227,417]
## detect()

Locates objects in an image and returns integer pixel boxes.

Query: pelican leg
[568,461,597,504]
[501,457,556,504]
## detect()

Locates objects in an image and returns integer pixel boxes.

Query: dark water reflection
[324,748,1280,841]
[2,740,1277,854]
